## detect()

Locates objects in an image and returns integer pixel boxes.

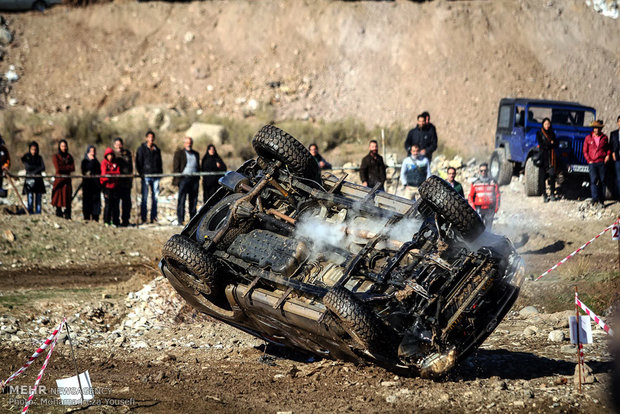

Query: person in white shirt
[399,145,430,200]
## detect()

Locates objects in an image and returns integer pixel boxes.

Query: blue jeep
[489,98,596,196]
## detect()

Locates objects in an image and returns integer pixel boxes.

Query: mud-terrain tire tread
[162,234,217,294]
[324,287,388,352]
[524,156,544,196]
[418,175,485,241]
[490,148,512,186]
[252,124,321,181]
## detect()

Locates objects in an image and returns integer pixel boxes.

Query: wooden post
[575,286,582,393]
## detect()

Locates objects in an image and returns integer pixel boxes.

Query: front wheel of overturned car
[162,234,218,296]
[324,287,392,353]
[252,124,321,183]
[418,175,485,241]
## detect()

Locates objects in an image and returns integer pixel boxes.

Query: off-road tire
[524,156,544,196]
[418,175,485,241]
[196,193,252,248]
[324,287,389,353]
[489,148,512,186]
[162,234,217,295]
[252,124,321,182]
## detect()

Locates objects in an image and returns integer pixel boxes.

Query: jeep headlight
[558,140,568,149]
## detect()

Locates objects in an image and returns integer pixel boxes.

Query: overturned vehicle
[160,125,524,376]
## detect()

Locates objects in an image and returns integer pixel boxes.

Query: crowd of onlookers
[0,111,618,230]
[0,130,227,226]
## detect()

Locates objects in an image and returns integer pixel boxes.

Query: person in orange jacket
[100,147,120,226]
[468,163,500,229]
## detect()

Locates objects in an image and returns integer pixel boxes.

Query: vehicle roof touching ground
[160,125,524,377]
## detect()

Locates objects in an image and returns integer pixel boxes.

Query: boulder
[519,306,539,318]
[0,27,12,46]
[185,123,228,148]
[574,363,596,385]
[523,325,539,337]
[548,330,565,342]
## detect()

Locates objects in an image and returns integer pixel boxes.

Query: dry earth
[0,174,618,413]
[0,0,619,157]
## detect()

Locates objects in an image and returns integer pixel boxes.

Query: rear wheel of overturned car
[162,234,217,296]
[324,287,391,353]
[489,148,513,186]
[418,175,485,241]
[252,124,321,182]
[524,156,544,196]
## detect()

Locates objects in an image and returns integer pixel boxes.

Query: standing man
[468,163,500,229]
[421,111,437,143]
[173,136,200,225]
[309,143,332,170]
[446,167,464,197]
[360,140,386,191]
[399,144,430,200]
[583,120,610,207]
[0,135,9,197]
[610,115,620,200]
[113,137,133,227]
[404,113,438,161]
[135,130,163,224]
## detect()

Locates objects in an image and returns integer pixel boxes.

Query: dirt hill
[0,0,619,157]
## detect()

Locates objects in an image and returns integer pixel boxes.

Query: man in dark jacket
[135,130,163,223]
[309,143,332,170]
[173,136,200,225]
[446,167,464,197]
[360,140,386,191]
[114,137,133,226]
[583,120,610,206]
[610,115,620,200]
[404,113,438,161]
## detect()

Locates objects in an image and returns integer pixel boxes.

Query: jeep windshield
[525,105,596,129]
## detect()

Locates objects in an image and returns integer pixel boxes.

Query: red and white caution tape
[575,293,613,336]
[536,219,619,281]
[21,320,64,413]
[1,319,65,389]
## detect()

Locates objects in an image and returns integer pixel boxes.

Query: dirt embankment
[0,0,618,157]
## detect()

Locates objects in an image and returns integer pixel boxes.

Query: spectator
[135,130,163,224]
[399,144,430,200]
[536,117,558,202]
[100,147,120,226]
[468,163,500,229]
[51,139,75,219]
[446,166,464,197]
[360,140,387,191]
[173,137,200,225]
[21,141,45,214]
[421,111,438,142]
[309,143,332,170]
[201,144,226,203]
[0,135,10,198]
[114,137,133,227]
[405,113,438,161]
[610,115,620,200]
[81,145,101,222]
[583,120,610,207]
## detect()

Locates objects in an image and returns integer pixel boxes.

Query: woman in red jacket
[100,147,120,226]
[583,120,611,206]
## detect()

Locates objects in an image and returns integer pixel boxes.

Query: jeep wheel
[418,175,485,241]
[196,193,252,248]
[252,124,321,182]
[490,148,512,186]
[162,234,217,295]
[324,287,391,353]
[524,157,544,196]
